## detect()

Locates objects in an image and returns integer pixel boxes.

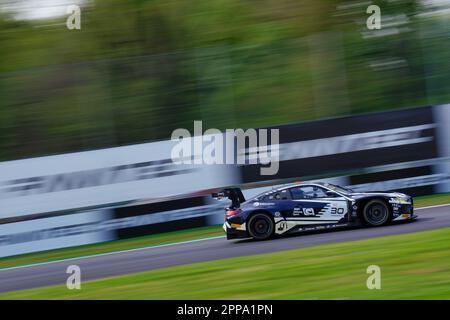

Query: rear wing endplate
[212,188,246,208]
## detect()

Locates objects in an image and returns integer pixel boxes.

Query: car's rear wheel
[362,200,391,226]
[248,213,274,240]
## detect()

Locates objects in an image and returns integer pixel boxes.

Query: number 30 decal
[331,207,345,215]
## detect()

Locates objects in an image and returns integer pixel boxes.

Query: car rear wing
[212,188,246,208]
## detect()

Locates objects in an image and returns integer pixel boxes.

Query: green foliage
[0,0,449,160]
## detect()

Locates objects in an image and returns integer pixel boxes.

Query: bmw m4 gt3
[213,182,416,240]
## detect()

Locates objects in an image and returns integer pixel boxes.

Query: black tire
[248,213,274,240]
[362,199,391,226]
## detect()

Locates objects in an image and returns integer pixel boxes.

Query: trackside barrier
[1,104,449,257]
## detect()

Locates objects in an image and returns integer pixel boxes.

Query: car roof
[252,181,327,200]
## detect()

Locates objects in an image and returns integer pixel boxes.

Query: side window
[312,186,328,198]
[279,189,291,200]
[290,186,328,199]
[269,193,281,200]
[263,189,291,201]
[290,187,306,200]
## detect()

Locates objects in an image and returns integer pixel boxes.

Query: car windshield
[322,183,353,195]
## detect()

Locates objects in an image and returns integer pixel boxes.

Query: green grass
[413,193,450,208]
[2,227,450,300]
[1,192,449,271]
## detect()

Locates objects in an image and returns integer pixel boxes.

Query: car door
[285,185,349,224]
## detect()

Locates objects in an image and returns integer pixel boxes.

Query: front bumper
[393,213,418,221]
[392,202,416,221]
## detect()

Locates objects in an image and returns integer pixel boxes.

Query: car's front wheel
[362,200,391,226]
[248,213,274,240]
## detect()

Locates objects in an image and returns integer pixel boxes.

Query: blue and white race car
[213,182,416,240]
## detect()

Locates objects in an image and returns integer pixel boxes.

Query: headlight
[396,198,411,204]
[389,197,411,205]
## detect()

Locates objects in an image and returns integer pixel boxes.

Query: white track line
[415,203,450,210]
[0,235,225,272]
[1,202,449,272]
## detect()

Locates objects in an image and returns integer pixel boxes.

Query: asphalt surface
[0,204,449,293]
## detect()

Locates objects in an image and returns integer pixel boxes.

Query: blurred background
[0,0,449,161]
[0,0,450,258]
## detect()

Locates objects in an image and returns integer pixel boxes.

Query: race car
[213,182,416,240]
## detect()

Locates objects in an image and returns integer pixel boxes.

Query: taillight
[225,209,241,217]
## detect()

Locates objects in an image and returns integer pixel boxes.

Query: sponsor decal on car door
[286,200,348,224]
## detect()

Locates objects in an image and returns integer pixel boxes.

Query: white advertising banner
[0,210,113,258]
[434,104,450,193]
[0,139,238,219]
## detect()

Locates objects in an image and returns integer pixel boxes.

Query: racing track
[0,204,449,293]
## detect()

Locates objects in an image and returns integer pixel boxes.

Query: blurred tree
[0,0,448,161]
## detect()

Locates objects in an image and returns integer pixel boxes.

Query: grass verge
[1,192,449,270]
[413,193,450,208]
[1,226,450,299]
